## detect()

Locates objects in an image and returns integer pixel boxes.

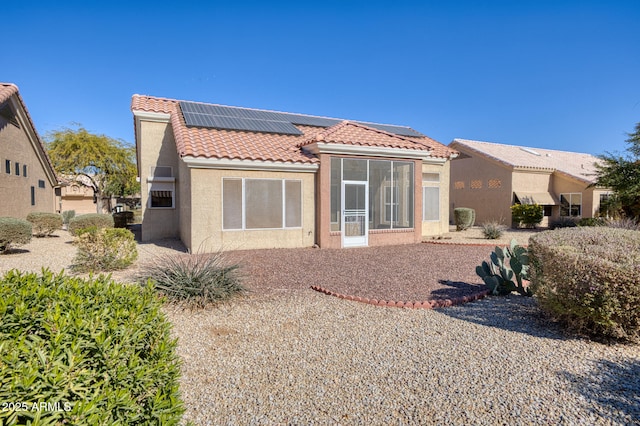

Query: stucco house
[0,83,59,217]
[448,138,610,227]
[132,95,457,252]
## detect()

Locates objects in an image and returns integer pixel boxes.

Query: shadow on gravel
[432,280,486,300]
[0,248,30,255]
[560,358,640,422]
[438,296,573,341]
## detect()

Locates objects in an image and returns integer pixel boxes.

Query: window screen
[423,186,440,221]
[245,179,283,229]
[223,178,242,230]
[285,180,302,228]
[148,181,174,208]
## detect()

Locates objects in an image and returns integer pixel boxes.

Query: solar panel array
[179,101,424,137]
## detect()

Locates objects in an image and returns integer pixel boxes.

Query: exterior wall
[0,104,56,218]
[178,160,192,250]
[552,174,596,220]
[138,120,180,241]
[187,168,316,252]
[449,153,513,226]
[60,184,99,214]
[512,170,554,226]
[421,160,451,236]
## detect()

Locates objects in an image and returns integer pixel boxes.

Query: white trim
[146,176,175,183]
[182,156,318,173]
[132,110,171,122]
[304,141,445,163]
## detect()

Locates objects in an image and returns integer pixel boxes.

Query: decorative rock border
[310,285,490,309]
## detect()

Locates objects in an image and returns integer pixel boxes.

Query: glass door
[342,181,368,247]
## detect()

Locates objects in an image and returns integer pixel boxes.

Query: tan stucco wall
[0,109,56,217]
[449,154,514,225]
[552,174,598,220]
[421,160,451,236]
[188,168,316,252]
[178,160,192,250]
[138,120,180,241]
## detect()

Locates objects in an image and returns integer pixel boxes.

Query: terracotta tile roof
[1,82,58,184]
[131,94,454,164]
[451,138,602,183]
[300,120,454,157]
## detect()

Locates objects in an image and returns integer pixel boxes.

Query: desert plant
[61,209,76,225]
[67,213,114,236]
[0,269,185,424]
[476,239,532,296]
[481,221,506,239]
[72,227,138,272]
[26,211,63,237]
[606,217,640,231]
[529,227,640,342]
[0,217,32,253]
[511,203,543,228]
[137,252,246,308]
[454,207,476,231]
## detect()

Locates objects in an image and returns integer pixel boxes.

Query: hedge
[0,269,185,424]
[454,207,475,231]
[0,217,32,253]
[67,213,114,236]
[529,227,640,342]
[26,212,63,237]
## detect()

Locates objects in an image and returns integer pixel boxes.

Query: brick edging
[423,241,529,248]
[309,286,489,309]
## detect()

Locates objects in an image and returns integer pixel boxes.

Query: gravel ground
[2,229,638,425]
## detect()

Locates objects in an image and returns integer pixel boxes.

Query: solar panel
[179,101,425,137]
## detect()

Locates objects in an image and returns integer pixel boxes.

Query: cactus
[475,239,533,296]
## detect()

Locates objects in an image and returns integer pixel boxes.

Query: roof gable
[450,138,601,183]
[132,95,456,163]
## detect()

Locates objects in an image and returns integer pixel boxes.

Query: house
[448,138,611,227]
[132,95,457,252]
[59,175,106,215]
[0,83,59,218]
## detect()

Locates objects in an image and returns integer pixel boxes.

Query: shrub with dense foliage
[606,217,640,231]
[476,239,532,296]
[511,203,543,228]
[549,217,578,229]
[577,217,606,227]
[529,227,640,342]
[454,207,476,231]
[137,252,245,308]
[26,212,63,237]
[0,217,32,253]
[481,221,506,239]
[0,269,185,424]
[68,213,114,236]
[72,227,138,272]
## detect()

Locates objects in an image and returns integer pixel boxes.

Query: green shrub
[61,210,76,225]
[72,228,138,272]
[0,217,32,253]
[476,239,532,296]
[549,217,578,229]
[0,269,185,425]
[511,203,543,228]
[481,221,506,239]
[529,227,640,342]
[113,211,134,228]
[454,207,476,231]
[68,213,114,236]
[577,217,606,227]
[26,211,63,237]
[137,252,246,308]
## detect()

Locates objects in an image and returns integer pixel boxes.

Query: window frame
[560,193,582,217]
[221,177,303,231]
[422,173,441,222]
[147,180,175,209]
[5,160,10,174]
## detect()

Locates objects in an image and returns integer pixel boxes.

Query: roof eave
[303,141,444,163]
[181,156,319,173]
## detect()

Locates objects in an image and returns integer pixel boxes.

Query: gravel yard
[1,229,638,425]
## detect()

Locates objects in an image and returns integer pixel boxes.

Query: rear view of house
[449,138,611,227]
[0,83,58,217]
[132,95,457,252]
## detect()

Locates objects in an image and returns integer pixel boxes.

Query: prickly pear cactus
[475,239,532,296]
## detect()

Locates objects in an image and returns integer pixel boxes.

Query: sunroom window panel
[245,179,282,229]
[330,158,341,231]
[342,158,367,181]
[285,180,302,228]
[222,178,243,230]
[369,160,391,229]
[423,186,440,221]
[393,161,413,228]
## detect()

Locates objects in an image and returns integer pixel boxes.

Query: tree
[47,126,139,213]
[594,122,640,220]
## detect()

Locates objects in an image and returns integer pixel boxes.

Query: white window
[222,178,302,230]
[560,193,582,217]
[422,173,440,221]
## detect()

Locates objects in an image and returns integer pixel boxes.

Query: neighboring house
[0,83,59,218]
[59,175,107,215]
[132,95,457,252]
[448,138,611,227]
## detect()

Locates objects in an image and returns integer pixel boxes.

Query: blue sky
[5,1,640,156]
